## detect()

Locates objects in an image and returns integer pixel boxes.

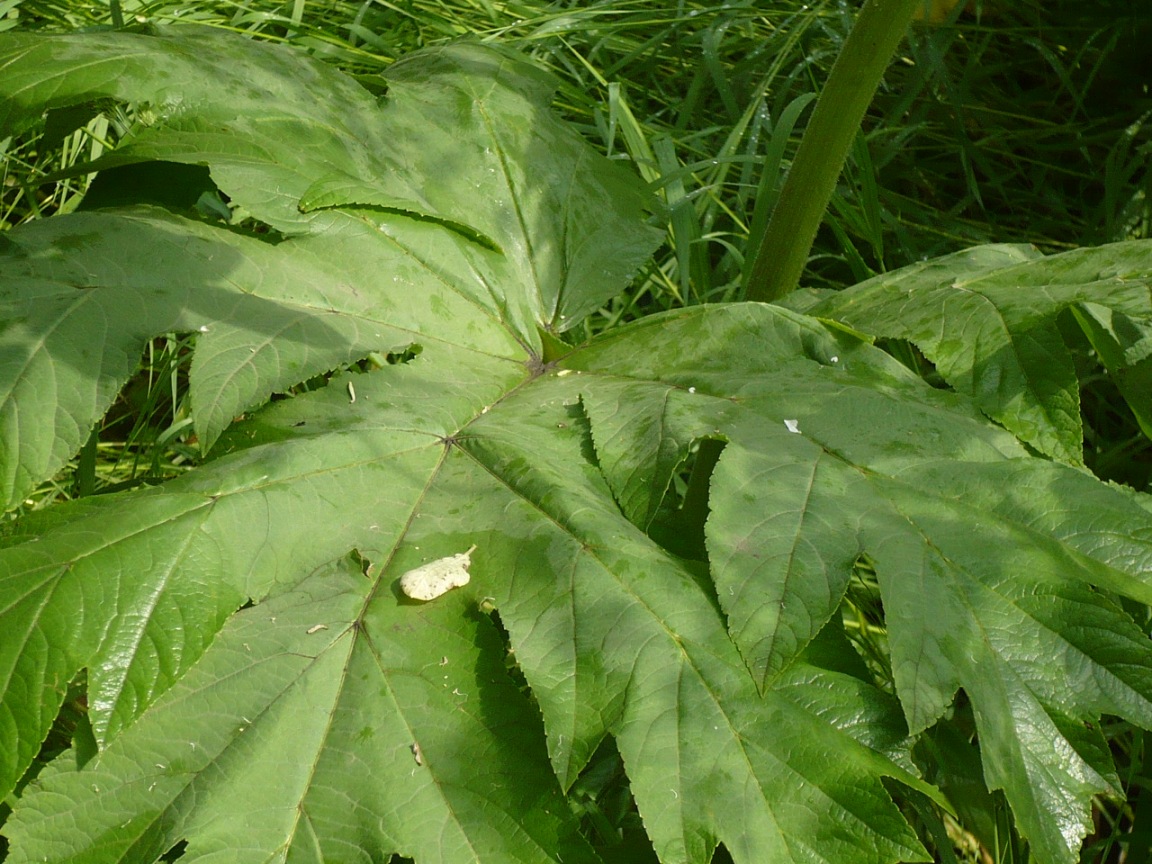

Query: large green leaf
[1,340,933,863]
[0,32,660,505]
[572,305,1152,863]
[0,208,524,505]
[807,242,1152,464]
[0,32,656,329]
[5,556,603,864]
[3,26,1152,864]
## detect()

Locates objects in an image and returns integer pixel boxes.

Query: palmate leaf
[573,307,1152,863]
[806,243,1152,464]
[0,208,525,506]
[2,26,1152,864]
[0,32,659,504]
[6,555,603,864]
[1,343,932,864]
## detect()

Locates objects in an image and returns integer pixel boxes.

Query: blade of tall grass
[654,136,705,304]
[607,82,659,184]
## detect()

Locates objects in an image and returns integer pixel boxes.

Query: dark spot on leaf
[525,353,547,377]
[52,232,103,252]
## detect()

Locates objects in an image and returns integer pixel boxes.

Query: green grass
[3,1,1151,859]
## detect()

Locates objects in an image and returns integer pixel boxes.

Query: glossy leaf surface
[2,28,1152,864]
[809,242,1152,464]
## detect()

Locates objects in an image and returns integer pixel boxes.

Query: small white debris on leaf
[410,742,423,766]
[400,545,477,601]
[784,419,801,434]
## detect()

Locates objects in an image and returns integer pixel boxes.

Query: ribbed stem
[744,0,924,302]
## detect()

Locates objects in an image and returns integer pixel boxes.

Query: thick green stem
[744,0,924,303]
[75,427,98,498]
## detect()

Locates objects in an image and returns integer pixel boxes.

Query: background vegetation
[2,0,1150,860]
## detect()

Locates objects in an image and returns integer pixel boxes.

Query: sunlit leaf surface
[2,28,1152,864]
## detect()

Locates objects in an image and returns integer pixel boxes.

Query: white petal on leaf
[784,419,801,434]
[399,545,477,601]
